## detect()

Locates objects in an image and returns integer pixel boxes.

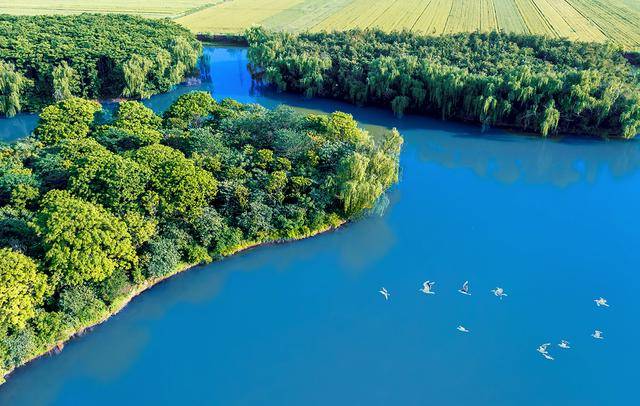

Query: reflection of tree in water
[408,126,640,187]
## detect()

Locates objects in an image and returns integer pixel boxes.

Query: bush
[58,286,106,327]
[143,236,181,278]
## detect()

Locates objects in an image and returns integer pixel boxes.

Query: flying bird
[591,330,604,340]
[558,340,571,349]
[458,281,471,296]
[379,287,390,300]
[457,325,470,333]
[420,281,436,295]
[594,297,609,307]
[542,353,555,361]
[537,343,551,354]
[491,287,508,299]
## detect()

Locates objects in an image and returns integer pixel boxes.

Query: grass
[176,0,640,48]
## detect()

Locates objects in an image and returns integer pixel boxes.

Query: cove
[0,46,638,405]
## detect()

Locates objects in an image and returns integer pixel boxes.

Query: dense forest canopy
[0,91,402,381]
[246,28,640,138]
[0,14,202,116]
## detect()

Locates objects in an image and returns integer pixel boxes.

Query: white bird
[558,340,571,349]
[458,281,471,296]
[491,287,508,299]
[379,287,390,300]
[457,325,470,333]
[537,343,551,354]
[542,353,555,361]
[594,297,609,307]
[420,281,436,295]
[591,330,604,340]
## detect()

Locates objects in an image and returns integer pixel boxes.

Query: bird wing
[462,281,469,291]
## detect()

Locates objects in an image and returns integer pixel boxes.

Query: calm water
[0,47,638,405]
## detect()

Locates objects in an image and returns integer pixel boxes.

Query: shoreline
[1,220,346,385]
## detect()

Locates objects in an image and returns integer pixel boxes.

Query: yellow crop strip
[412,0,454,35]
[513,0,554,36]
[548,0,605,42]
[479,0,499,32]
[492,0,529,34]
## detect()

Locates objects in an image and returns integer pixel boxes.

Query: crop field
[176,0,640,48]
[0,0,218,18]
[3,0,640,48]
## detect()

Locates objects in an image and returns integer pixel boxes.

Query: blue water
[0,47,638,405]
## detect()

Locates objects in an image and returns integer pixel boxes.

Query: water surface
[0,47,638,405]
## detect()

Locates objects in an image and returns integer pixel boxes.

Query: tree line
[246,28,640,138]
[0,14,202,116]
[0,91,402,382]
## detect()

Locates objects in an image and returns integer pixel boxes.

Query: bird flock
[378,282,609,361]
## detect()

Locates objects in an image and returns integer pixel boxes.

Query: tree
[122,54,153,99]
[162,91,217,129]
[68,152,149,215]
[0,249,48,329]
[33,190,137,287]
[0,62,27,117]
[34,98,102,145]
[58,285,106,326]
[52,61,79,101]
[129,144,218,218]
[109,101,163,145]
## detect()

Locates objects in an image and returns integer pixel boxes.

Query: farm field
[175,0,640,48]
[0,0,218,18]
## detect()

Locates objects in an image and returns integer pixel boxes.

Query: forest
[0,14,201,116]
[0,92,402,381]
[246,28,640,138]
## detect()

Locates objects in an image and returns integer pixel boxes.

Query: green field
[176,0,640,48]
[2,0,640,48]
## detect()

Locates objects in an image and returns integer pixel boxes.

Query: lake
[0,46,637,405]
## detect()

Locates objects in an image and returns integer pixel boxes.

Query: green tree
[110,101,163,145]
[52,61,79,101]
[33,190,137,287]
[0,249,48,329]
[122,54,153,99]
[68,152,149,215]
[129,144,218,218]
[0,62,27,117]
[162,91,217,129]
[34,98,102,145]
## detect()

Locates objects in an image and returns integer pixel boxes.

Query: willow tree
[122,54,154,99]
[52,61,79,101]
[0,62,27,117]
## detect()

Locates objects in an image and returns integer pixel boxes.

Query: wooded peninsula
[246,28,640,138]
[0,92,402,382]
